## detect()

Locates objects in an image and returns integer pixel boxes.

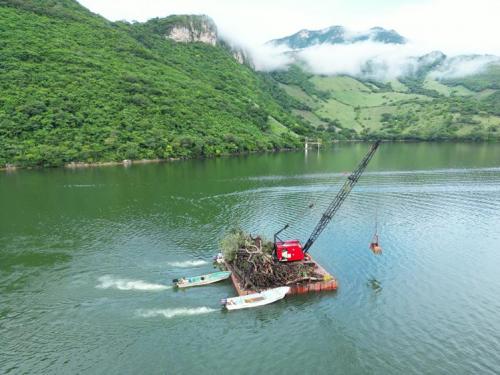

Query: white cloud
[77,0,500,79]
[78,0,349,46]
[78,0,500,56]
[380,0,500,56]
[252,39,498,80]
[430,55,500,79]
[295,42,421,79]
[246,44,293,72]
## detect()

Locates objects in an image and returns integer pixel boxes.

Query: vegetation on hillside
[272,65,500,141]
[442,64,500,91]
[270,65,331,101]
[0,1,311,167]
[1,0,499,169]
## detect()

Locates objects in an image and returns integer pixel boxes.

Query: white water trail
[167,260,208,268]
[63,184,98,188]
[136,307,217,319]
[96,276,171,291]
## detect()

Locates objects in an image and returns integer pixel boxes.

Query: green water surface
[1,142,500,374]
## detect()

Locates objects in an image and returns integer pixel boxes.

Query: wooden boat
[222,286,290,310]
[173,271,231,288]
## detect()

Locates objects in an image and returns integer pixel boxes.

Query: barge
[225,254,337,296]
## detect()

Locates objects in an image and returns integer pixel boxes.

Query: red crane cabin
[273,141,381,263]
[275,240,305,262]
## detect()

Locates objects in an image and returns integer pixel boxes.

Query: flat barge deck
[225,254,338,296]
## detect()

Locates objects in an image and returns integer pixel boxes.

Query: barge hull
[225,255,337,296]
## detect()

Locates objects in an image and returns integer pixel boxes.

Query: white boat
[173,271,231,288]
[222,286,290,310]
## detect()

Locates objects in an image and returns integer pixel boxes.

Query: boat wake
[167,260,208,268]
[136,307,217,319]
[63,184,98,188]
[96,276,171,291]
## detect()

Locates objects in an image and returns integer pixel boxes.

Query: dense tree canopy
[0,1,308,167]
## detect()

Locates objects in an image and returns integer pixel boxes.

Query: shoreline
[0,147,296,172]
[1,139,498,172]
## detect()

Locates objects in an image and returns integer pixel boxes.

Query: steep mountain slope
[0,0,305,167]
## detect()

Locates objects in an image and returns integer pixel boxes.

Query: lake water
[1,142,500,374]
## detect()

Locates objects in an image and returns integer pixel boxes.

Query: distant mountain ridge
[269,25,406,49]
[265,24,500,86]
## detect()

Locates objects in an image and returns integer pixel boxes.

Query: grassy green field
[423,78,475,97]
[279,84,319,109]
[310,76,372,93]
[268,116,300,138]
[274,69,500,140]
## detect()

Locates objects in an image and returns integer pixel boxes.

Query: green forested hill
[0,0,306,167]
[1,0,499,168]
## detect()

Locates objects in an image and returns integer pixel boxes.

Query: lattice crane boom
[302,140,381,253]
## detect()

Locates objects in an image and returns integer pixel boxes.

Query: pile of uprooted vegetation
[220,228,323,291]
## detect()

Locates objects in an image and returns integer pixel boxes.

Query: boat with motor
[221,286,290,310]
[173,271,231,288]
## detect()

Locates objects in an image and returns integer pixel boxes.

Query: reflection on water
[367,278,383,294]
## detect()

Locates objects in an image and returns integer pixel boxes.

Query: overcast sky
[77,0,500,55]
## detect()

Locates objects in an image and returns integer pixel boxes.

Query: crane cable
[277,172,346,239]
[370,172,383,255]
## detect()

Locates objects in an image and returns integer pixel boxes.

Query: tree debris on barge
[220,141,381,297]
[220,230,337,296]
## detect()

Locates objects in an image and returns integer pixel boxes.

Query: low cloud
[246,40,499,81]
[430,55,500,80]
[77,0,500,81]
[218,31,293,71]
[247,44,293,72]
[295,42,422,80]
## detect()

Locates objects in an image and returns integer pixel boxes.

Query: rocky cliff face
[217,39,253,67]
[232,50,245,64]
[166,15,217,46]
[142,15,251,66]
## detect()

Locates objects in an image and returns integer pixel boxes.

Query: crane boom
[302,140,381,253]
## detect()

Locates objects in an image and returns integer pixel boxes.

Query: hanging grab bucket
[369,234,382,255]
